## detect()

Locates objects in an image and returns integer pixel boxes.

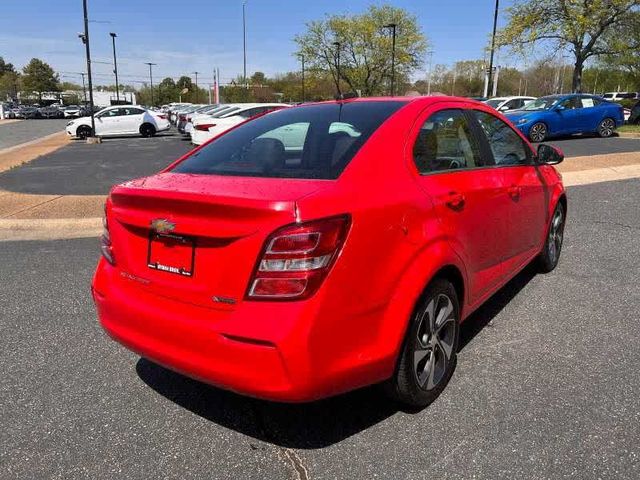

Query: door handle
[507,185,521,198]
[445,192,465,209]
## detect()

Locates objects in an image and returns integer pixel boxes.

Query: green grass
[619,124,640,133]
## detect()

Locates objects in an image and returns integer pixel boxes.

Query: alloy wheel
[548,207,564,265]
[599,118,615,137]
[530,123,547,142]
[414,294,456,390]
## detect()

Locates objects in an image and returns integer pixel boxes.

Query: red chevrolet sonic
[92,97,566,407]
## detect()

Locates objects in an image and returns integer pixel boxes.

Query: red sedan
[92,97,566,407]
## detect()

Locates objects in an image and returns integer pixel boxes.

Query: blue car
[505,94,625,142]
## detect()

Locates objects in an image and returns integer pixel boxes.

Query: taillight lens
[178,114,186,121]
[247,215,351,300]
[195,123,216,131]
[100,206,115,265]
[157,114,167,119]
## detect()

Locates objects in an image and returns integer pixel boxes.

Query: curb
[0,217,102,242]
[0,131,68,156]
[618,132,640,139]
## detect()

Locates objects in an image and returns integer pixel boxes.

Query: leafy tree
[295,4,427,96]
[0,57,16,76]
[0,71,21,101]
[22,58,59,102]
[498,0,640,92]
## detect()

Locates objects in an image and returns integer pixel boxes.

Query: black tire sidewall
[77,126,91,139]
[389,278,460,408]
[539,202,565,272]
[598,118,615,137]
[140,124,155,137]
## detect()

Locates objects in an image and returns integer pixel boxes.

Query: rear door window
[412,109,483,173]
[172,101,405,179]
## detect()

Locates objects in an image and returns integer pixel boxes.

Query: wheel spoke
[435,326,455,360]
[415,347,433,387]
[435,295,453,329]
[424,350,438,390]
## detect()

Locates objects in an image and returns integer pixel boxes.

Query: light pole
[145,62,156,106]
[80,0,95,137]
[242,0,247,87]
[383,23,397,96]
[80,72,87,105]
[109,32,120,104]
[487,0,500,97]
[426,50,434,95]
[333,41,342,97]
[299,54,305,102]
[193,71,199,103]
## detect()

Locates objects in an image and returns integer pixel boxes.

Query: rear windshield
[172,101,405,179]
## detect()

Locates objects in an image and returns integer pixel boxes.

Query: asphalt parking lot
[1,129,640,197]
[0,133,190,195]
[1,178,639,479]
[0,119,69,150]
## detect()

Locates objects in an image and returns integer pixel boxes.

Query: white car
[602,92,638,101]
[483,96,536,112]
[65,105,170,139]
[190,103,287,145]
[63,105,83,118]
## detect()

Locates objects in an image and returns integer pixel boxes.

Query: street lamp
[383,23,397,96]
[145,62,156,106]
[299,54,305,102]
[332,41,342,97]
[242,0,247,87]
[487,0,500,97]
[193,71,200,103]
[109,32,120,104]
[80,0,95,138]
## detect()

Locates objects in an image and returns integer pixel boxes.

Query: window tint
[559,97,581,109]
[172,101,404,179]
[237,106,274,119]
[98,108,124,118]
[412,109,482,173]
[474,110,530,166]
[124,107,144,115]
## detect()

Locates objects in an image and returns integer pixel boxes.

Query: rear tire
[76,125,92,139]
[597,118,616,138]
[538,202,565,273]
[386,278,460,408]
[529,122,547,142]
[140,123,156,138]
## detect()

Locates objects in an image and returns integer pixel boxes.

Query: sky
[0,0,517,87]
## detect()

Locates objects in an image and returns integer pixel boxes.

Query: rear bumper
[92,260,385,402]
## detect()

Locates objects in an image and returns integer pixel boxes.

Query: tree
[295,4,427,96]
[22,58,59,102]
[0,57,16,76]
[498,0,640,92]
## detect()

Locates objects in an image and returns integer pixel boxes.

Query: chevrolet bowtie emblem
[150,218,176,233]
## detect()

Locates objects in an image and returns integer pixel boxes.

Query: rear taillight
[247,215,351,300]
[100,206,115,265]
[195,123,216,131]
[157,114,167,119]
[178,114,186,121]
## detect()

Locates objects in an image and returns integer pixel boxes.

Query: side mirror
[498,105,509,112]
[537,144,564,165]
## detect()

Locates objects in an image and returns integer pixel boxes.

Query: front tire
[538,202,565,273]
[76,125,92,139]
[386,278,460,408]
[140,123,156,138]
[597,118,616,138]
[529,122,547,142]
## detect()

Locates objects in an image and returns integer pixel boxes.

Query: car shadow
[136,263,538,449]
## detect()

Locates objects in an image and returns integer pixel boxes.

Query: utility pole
[80,0,96,137]
[80,72,87,105]
[109,32,120,103]
[426,50,434,95]
[243,0,247,87]
[300,54,305,102]
[487,0,500,97]
[193,71,199,103]
[383,23,397,96]
[492,65,500,97]
[145,62,156,106]
[333,41,342,97]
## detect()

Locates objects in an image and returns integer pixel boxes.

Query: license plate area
[147,233,195,277]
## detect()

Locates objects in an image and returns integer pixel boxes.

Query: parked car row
[0,103,97,119]
[162,102,290,145]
